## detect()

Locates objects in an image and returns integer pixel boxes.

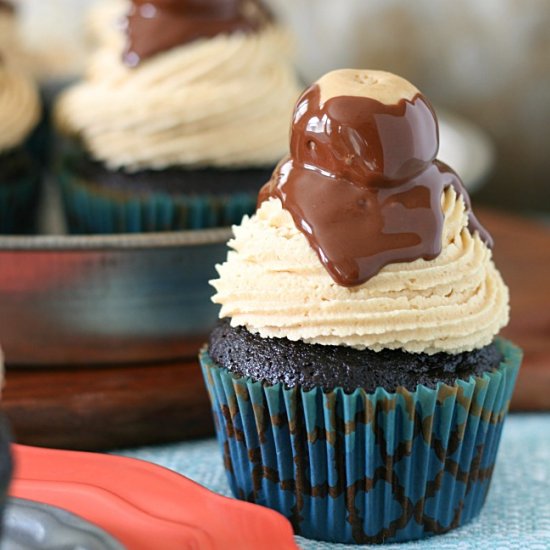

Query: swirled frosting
[211,188,509,354]
[0,64,41,153]
[56,24,301,171]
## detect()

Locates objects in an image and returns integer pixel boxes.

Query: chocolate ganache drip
[259,70,491,287]
[123,0,271,67]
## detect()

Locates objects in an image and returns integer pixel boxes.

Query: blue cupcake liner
[200,338,522,544]
[0,168,41,234]
[57,167,258,234]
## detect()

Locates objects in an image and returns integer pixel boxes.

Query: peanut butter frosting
[211,188,509,354]
[0,64,41,153]
[56,24,302,171]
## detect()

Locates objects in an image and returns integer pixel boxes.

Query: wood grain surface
[2,208,549,451]
[482,210,550,412]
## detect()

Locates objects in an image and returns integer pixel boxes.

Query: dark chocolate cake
[209,319,503,393]
[66,146,275,196]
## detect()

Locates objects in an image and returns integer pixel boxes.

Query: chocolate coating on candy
[123,0,271,67]
[259,71,491,287]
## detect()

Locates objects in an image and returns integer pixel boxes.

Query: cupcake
[0,62,42,234]
[200,69,521,544]
[55,0,302,234]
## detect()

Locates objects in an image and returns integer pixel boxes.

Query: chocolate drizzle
[123,0,271,67]
[259,84,492,287]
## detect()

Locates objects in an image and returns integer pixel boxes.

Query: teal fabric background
[116,414,550,549]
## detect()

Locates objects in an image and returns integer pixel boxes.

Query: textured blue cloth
[116,414,550,549]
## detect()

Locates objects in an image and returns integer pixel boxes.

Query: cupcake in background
[0,61,42,234]
[55,0,302,234]
[200,69,521,543]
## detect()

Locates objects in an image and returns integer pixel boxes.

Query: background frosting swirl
[211,187,509,354]
[0,65,40,153]
[56,25,302,171]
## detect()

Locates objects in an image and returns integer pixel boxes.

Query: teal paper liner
[200,338,521,544]
[0,168,41,234]
[58,167,257,234]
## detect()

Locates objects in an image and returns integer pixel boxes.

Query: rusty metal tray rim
[0,227,233,251]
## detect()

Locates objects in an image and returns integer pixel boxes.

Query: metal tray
[3,498,125,550]
[0,183,230,365]
[0,111,494,367]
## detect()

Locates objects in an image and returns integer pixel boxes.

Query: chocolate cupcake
[0,62,42,234]
[55,0,302,234]
[200,70,521,544]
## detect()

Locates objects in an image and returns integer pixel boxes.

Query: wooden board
[483,210,550,412]
[2,359,213,451]
[2,208,549,451]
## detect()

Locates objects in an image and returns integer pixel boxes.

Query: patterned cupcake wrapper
[58,167,257,234]
[0,172,41,234]
[200,338,522,544]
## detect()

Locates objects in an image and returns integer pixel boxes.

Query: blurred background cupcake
[0,61,41,234]
[200,70,522,543]
[54,0,303,234]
